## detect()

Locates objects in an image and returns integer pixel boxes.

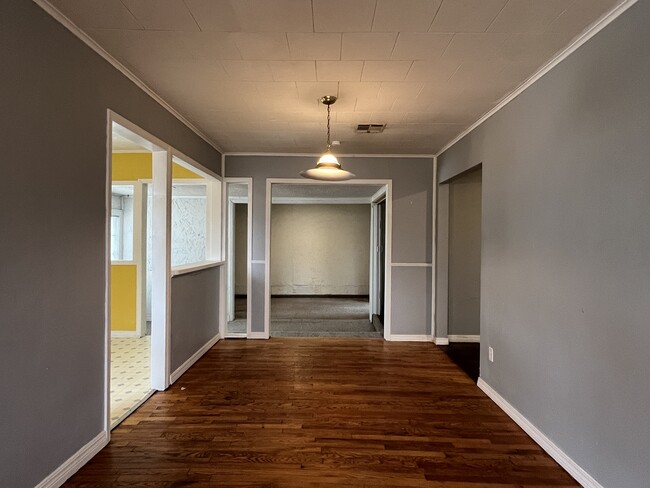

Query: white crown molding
[33,0,224,155]
[448,334,480,343]
[478,379,604,488]
[35,430,109,488]
[169,333,221,384]
[435,0,639,157]
[225,152,435,159]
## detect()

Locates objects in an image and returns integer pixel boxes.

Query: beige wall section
[448,168,482,337]
[234,203,248,295]
[271,204,370,295]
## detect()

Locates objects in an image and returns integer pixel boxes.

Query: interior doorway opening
[438,166,482,382]
[266,182,389,339]
[225,180,252,338]
[109,122,158,427]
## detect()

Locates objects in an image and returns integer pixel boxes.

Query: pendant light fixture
[300,95,355,181]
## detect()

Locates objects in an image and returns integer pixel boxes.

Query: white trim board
[169,333,221,384]
[435,0,638,157]
[391,262,432,267]
[477,379,604,488]
[110,330,140,338]
[225,152,435,159]
[35,430,108,488]
[34,0,223,154]
[448,334,480,343]
[434,337,449,346]
[388,334,432,342]
[272,197,371,205]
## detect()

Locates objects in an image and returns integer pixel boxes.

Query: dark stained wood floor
[65,339,579,487]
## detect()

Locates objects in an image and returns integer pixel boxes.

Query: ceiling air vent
[356,123,386,133]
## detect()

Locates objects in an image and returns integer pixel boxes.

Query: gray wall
[171,267,221,372]
[226,155,434,335]
[437,2,650,486]
[448,168,482,337]
[0,2,221,487]
[234,203,248,295]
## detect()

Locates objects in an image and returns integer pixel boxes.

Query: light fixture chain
[326,103,331,149]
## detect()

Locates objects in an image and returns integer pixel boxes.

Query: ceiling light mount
[301,95,354,181]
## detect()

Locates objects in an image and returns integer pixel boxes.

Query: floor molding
[388,334,432,342]
[248,332,270,339]
[434,337,449,345]
[110,330,140,338]
[169,333,221,384]
[477,378,604,488]
[35,430,108,488]
[448,334,480,343]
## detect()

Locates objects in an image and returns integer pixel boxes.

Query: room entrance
[266,181,390,339]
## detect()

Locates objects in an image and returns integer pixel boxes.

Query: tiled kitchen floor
[110,336,152,427]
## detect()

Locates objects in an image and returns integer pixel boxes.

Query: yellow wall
[111,264,137,331]
[112,152,202,180]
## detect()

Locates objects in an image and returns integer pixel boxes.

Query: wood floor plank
[64,338,579,487]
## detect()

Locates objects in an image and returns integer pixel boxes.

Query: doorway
[264,180,391,339]
[225,179,252,338]
[438,166,482,382]
[109,124,157,427]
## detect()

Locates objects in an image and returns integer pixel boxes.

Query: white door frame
[223,178,253,338]
[264,178,393,340]
[369,187,387,320]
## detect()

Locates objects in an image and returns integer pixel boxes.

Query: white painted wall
[270,204,370,295]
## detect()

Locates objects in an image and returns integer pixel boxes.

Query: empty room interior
[2,1,649,487]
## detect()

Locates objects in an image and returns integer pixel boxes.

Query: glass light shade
[317,151,339,166]
[301,151,355,181]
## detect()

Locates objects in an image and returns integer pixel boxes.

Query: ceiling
[50,0,621,154]
[112,131,150,151]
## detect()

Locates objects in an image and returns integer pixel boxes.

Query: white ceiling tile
[221,60,273,81]
[355,96,397,112]
[547,0,620,33]
[405,59,460,82]
[49,0,143,29]
[378,82,424,99]
[232,33,291,60]
[121,0,199,31]
[287,33,342,60]
[372,0,442,32]
[268,61,317,81]
[316,61,363,81]
[181,33,242,60]
[336,111,372,123]
[338,82,382,100]
[487,0,574,33]
[341,33,398,60]
[429,0,507,33]
[313,0,377,32]
[391,33,453,60]
[369,111,407,123]
[236,0,314,32]
[362,61,413,82]
[183,0,242,31]
[441,33,509,63]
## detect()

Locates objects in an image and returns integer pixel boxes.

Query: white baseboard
[35,430,108,488]
[110,330,140,338]
[169,333,220,384]
[248,332,269,339]
[388,334,432,342]
[449,334,480,343]
[434,337,449,345]
[477,378,603,488]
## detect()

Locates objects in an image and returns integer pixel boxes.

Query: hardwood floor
[65,339,579,487]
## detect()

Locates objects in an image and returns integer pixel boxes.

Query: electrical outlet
[488,347,494,362]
